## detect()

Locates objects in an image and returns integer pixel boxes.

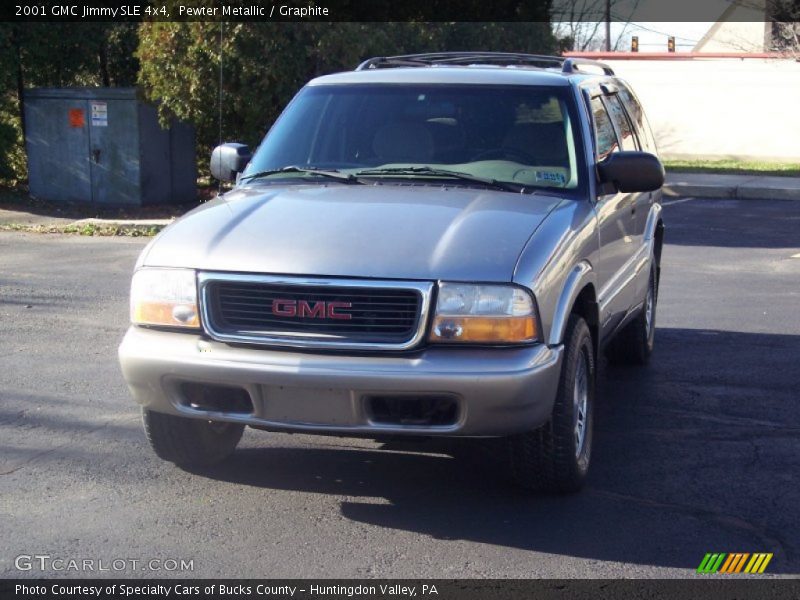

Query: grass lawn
[663,159,800,177]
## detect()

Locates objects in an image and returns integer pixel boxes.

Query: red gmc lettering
[327,301,352,320]
[298,301,326,318]
[271,299,352,320]
[272,299,297,317]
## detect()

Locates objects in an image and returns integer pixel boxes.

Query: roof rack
[561,57,615,76]
[356,52,564,71]
[355,52,615,76]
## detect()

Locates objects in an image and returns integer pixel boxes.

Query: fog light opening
[179,383,253,414]
[367,395,459,426]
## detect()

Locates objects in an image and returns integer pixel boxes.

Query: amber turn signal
[431,315,538,343]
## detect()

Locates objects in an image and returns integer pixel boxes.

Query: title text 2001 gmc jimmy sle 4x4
[119,53,665,492]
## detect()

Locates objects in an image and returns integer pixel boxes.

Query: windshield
[243,84,583,192]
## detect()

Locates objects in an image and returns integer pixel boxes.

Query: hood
[142,184,563,282]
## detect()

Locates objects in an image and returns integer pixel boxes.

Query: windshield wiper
[355,166,529,194]
[240,165,362,184]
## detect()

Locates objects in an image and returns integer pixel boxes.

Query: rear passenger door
[603,91,650,252]
[616,82,661,246]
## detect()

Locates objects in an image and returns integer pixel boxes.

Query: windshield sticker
[534,171,567,185]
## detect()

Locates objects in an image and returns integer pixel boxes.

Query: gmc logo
[272,299,353,320]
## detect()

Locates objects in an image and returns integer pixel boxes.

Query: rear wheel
[606,264,657,366]
[508,314,595,493]
[142,409,244,467]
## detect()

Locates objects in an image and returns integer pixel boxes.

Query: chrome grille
[198,273,433,351]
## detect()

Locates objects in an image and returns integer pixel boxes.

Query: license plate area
[259,385,358,426]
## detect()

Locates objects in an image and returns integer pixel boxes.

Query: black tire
[508,314,595,493]
[142,409,244,467]
[606,264,658,366]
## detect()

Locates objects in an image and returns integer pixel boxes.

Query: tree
[768,0,800,56]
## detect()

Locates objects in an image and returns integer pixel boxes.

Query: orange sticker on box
[68,108,85,128]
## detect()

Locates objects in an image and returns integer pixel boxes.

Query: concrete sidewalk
[664,173,800,201]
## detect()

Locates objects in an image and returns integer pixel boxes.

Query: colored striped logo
[697,553,773,574]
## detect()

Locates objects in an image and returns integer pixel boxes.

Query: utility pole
[605,0,611,51]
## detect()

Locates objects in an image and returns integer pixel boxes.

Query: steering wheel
[471,147,536,164]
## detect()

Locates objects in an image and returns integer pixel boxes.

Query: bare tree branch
[552,0,642,52]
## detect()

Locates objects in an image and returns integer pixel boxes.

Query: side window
[604,94,638,151]
[589,95,618,160]
[617,83,657,152]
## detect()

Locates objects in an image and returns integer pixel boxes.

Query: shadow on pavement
[665,198,800,249]
[189,327,799,574]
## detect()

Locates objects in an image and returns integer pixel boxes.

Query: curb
[664,183,800,200]
[69,217,173,228]
[663,183,736,199]
[664,175,800,201]
[736,186,800,201]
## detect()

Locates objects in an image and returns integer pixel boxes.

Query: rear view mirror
[210,143,252,182]
[597,151,664,193]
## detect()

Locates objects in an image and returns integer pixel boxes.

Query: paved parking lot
[1,197,798,578]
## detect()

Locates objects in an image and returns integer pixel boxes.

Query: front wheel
[508,314,595,493]
[142,410,244,467]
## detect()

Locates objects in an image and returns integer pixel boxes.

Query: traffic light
[631,36,639,52]
[668,36,676,52]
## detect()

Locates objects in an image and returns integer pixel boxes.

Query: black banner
[2,580,800,600]
[0,0,785,22]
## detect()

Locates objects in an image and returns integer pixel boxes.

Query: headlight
[429,283,539,344]
[130,268,200,329]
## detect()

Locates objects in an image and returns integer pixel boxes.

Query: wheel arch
[653,218,665,262]
[547,261,599,352]
[570,284,600,359]
[653,218,665,286]
[644,203,664,256]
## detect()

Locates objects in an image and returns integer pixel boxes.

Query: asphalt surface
[1,197,799,578]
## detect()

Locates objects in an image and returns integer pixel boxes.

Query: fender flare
[644,202,663,244]
[642,202,664,281]
[548,261,598,347]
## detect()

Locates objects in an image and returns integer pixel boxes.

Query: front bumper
[118,327,563,437]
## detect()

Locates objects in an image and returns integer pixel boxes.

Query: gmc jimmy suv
[118,53,665,492]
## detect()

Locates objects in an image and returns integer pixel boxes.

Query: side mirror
[210,143,252,182]
[597,151,664,193]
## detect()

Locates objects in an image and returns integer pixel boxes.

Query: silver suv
[119,53,664,492]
